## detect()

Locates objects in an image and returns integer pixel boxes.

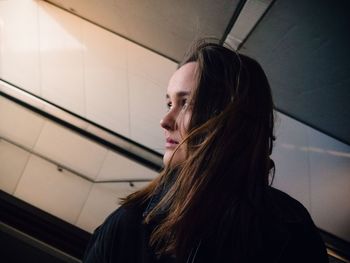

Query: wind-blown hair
[122,40,275,262]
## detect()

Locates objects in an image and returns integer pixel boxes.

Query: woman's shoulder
[104,202,145,227]
[264,187,329,263]
[266,186,312,223]
[83,202,150,263]
[93,201,148,244]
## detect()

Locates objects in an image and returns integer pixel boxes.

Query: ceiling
[240,0,350,145]
[45,0,350,145]
[45,0,243,62]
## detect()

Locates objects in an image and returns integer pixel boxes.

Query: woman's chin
[163,150,185,167]
[163,150,173,167]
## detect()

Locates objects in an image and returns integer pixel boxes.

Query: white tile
[76,181,148,232]
[82,20,128,70]
[83,20,130,136]
[0,139,30,194]
[34,121,108,180]
[127,41,177,87]
[85,65,130,137]
[308,127,350,242]
[14,154,92,224]
[0,0,41,95]
[38,1,85,115]
[129,73,166,153]
[271,113,310,210]
[97,150,157,181]
[0,96,46,149]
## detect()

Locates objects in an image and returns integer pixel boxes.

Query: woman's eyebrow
[166,91,190,99]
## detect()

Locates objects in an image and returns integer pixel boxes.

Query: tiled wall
[0,0,177,153]
[272,113,350,242]
[0,96,155,232]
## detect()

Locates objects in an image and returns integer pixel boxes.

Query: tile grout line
[12,119,47,196]
[37,1,43,97]
[11,148,31,196]
[126,42,132,138]
[306,127,312,214]
[95,148,109,182]
[81,19,87,118]
[73,181,94,228]
[74,148,109,227]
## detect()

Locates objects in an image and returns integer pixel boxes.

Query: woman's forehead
[166,62,197,97]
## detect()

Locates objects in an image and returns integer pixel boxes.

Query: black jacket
[83,187,329,263]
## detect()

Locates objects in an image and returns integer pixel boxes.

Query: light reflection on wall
[280,143,350,158]
[38,3,86,52]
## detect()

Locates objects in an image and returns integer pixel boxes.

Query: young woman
[83,40,329,263]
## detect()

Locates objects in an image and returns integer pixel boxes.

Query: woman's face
[161,62,197,167]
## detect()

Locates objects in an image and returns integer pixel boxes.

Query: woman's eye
[166,102,172,111]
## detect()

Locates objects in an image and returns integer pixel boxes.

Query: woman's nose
[160,111,176,131]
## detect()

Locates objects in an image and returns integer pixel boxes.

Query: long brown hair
[122,39,275,262]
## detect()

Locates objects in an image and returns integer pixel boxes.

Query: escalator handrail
[320,229,350,262]
[0,78,163,171]
[0,221,81,263]
[0,189,91,260]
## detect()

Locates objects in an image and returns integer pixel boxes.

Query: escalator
[0,79,349,262]
[0,78,162,262]
[0,190,86,263]
[1,190,350,263]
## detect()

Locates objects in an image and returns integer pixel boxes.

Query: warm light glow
[38,3,86,52]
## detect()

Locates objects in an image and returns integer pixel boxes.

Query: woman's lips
[165,138,179,148]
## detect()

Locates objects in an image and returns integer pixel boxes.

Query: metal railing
[0,78,163,172]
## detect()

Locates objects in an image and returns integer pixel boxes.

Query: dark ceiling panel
[46,0,241,62]
[239,0,350,145]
